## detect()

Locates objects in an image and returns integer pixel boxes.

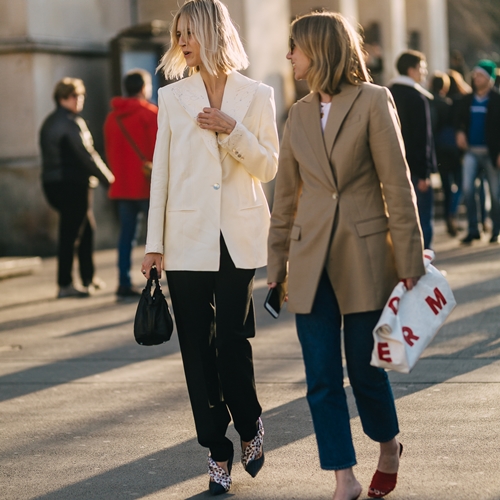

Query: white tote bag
[370,250,456,373]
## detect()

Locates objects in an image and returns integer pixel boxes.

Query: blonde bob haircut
[158,0,249,79]
[291,12,371,95]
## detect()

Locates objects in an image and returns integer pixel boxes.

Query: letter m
[425,287,447,315]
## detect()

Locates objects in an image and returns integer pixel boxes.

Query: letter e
[377,342,392,362]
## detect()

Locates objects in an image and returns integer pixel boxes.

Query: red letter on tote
[377,342,392,362]
[402,326,419,346]
[425,288,447,315]
[388,297,400,315]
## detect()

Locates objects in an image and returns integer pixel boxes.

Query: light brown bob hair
[291,12,371,95]
[53,77,85,104]
[158,0,249,80]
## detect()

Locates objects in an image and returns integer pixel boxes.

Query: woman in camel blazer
[267,12,425,500]
[141,0,278,495]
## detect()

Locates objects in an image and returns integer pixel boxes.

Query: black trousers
[166,236,261,461]
[43,182,95,287]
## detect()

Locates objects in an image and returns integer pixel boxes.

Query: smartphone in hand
[264,284,286,318]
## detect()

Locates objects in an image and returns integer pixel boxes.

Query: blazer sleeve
[145,90,171,255]
[267,106,302,284]
[217,85,279,183]
[70,117,115,186]
[368,87,425,279]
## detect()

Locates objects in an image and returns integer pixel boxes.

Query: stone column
[339,0,359,25]
[220,0,293,126]
[424,0,449,72]
[358,0,407,83]
[384,0,407,82]
[233,0,292,204]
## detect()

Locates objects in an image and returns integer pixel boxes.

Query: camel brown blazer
[267,82,425,315]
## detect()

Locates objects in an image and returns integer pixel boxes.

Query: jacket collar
[299,83,361,187]
[389,75,434,100]
[170,71,259,162]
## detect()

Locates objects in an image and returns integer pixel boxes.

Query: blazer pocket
[166,207,197,212]
[290,225,301,241]
[239,203,264,211]
[355,216,388,237]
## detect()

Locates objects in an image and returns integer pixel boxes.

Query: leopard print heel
[241,417,265,478]
[208,452,233,496]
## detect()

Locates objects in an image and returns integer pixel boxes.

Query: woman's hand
[456,131,468,151]
[197,107,236,135]
[403,277,420,291]
[141,253,163,280]
[417,178,430,193]
[268,282,288,301]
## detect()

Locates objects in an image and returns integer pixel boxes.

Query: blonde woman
[141,0,278,495]
[267,12,425,500]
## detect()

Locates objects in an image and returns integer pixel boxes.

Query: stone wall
[0,0,130,256]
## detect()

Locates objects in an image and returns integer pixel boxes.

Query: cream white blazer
[145,71,279,270]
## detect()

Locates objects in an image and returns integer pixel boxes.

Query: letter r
[403,326,420,346]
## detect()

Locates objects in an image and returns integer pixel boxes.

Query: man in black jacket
[390,50,436,249]
[40,78,115,298]
[455,60,500,244]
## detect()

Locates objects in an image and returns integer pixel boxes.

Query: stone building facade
[0,0,448,256]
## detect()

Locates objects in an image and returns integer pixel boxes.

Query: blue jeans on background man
[117,199,149,288]
[411,176,434,249]
[295,271,399,470]
[462,149,500,239]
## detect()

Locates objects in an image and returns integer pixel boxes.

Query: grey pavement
[1,220,500,500]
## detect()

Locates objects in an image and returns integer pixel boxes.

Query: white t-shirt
[320,102,331,131]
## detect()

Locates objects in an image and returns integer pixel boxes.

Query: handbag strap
[115,115,148,163]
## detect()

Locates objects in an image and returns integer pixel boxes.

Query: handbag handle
[145,266,162,294]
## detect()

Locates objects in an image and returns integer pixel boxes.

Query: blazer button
[213,183,220,190]
[332,193,338,200]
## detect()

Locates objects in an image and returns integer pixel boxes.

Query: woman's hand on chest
[197,107,236,135]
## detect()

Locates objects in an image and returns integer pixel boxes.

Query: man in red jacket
[104,69,158,297]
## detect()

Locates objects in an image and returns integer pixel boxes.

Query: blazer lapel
[219,71,259,162]
[170,72,220,162]
[323,84,361,157]
[299,92,336,187]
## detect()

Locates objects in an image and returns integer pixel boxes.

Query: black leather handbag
[134,267,174,345]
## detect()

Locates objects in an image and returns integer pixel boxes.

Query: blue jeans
[117,199,149,287]
[462,151,500,236]
[411,176,434,249]
[295,271,399,470]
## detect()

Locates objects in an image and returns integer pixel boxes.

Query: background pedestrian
[104,69,158,298]
[40,77,115,298]
[455,59,500,244]
[429,71,462,236]
[389,50,437,249]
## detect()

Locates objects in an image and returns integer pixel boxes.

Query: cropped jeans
[462,150,500,237]
[295,271,399,470]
